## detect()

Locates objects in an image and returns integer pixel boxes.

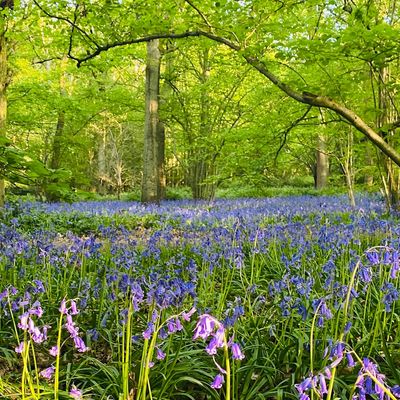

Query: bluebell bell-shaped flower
[381,282,399,312]
[354,357,390,399]
[40,366,55,380]
[231,343,245,360]
[210,374,224,389]
[143,322,154,340]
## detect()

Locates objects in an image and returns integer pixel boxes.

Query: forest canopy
[1,0,400,206]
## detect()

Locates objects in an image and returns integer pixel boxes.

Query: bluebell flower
[231,342,245,360]
[382,282,399,312]
[143,322,154,340]
[210,374,224,389]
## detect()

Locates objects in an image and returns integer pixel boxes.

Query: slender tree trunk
[141,39,164,203]
[376,66,399,209]
[157,42,175,200]
[50,56,67,170]
[315,133,329,190]
[0,3,11,208]
[344,127,355,207]
[97,127,107,194]
[46,56,68,201]
[190,47,215,200]
[50,111,65,170]
[156,121,165,199]
[364,144,374,186]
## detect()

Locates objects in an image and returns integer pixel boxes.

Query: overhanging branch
[32,3,400,167]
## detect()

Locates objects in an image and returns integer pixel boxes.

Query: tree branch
[33,0,100,48]
[243,54,400,166]
[184,0,212,29]
[274,106,312,162]
[68,31,240,67]
[34,13,400,166]
[33,56,62,64]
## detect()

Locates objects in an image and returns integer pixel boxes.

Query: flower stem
[224,339,231,400]
[54,311,64,400]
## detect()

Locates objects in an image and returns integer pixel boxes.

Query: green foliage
[216,184,348,199]
[2,0,399,205]
[165,186,192,200]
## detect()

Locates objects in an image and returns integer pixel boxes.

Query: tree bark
[343,127,355,207]
[315,133,329,190]
[97,126,107,194]
[141,39,164,203]
[50,56,68,170]
[190,47,216,200]
[156,121,165,200]
[50,111,65,170]
[0,2,11,208]
[376,65,399,209]
[364,144,374,186]
[46,56,68,201]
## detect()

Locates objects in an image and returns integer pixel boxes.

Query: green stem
[327,259,360,400]
[54,311,64,400]
[31,340,40,397]
[224,339,231,400]
[122,302,133,399]
[141,322,159,400]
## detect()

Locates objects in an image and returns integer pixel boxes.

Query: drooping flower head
[210,374,224,389]
[40,366,55,380]
[69,384,83,399]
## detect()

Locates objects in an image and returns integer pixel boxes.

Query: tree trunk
[0,2,11,208]
[343,127,355,207]
[50,111,65,170]
[364,144,374,186]
[156,121,165,199]
[141,39,164,203]
[315,133,329,190]
[50,56,67,170]
[97,127,107,194]
[376,66,399,209]
[190,47,215,200]
[46,56,68,201]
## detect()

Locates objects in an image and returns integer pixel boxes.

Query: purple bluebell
[15,341,25,354]
[346,352,356,368]
[210,374,224,389]
[69,385,83,399]
[193,314,217,340]
[143,322,154,340]
[49,346,59,357]
[40,366,55,379]
[182,307,196,321]
[156,348,166,360]
[231,342,245,360]
[73,336,88,352]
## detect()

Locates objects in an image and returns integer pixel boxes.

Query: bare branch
[184,0,212,29]
[33,56,62,64]
[33,0,100,48]
[274,106,312,162]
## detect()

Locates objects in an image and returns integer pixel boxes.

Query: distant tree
[141,39,165,203]
[0,0,13,207]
